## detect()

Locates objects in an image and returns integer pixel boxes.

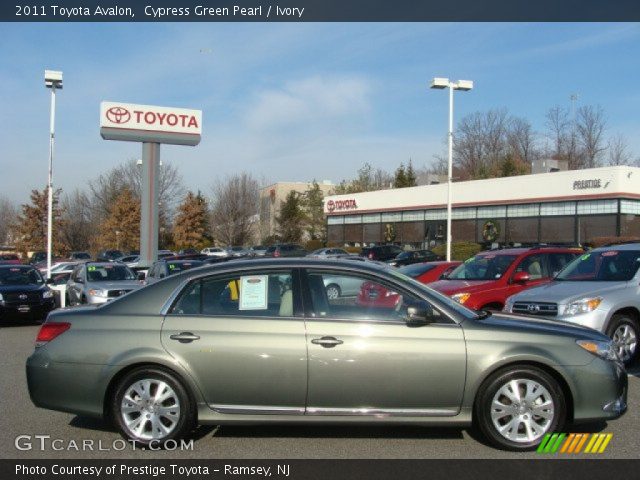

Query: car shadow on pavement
[210,424,464,440]
[69,416,117,433]
[0,320,42,328]
[627,365,640,378]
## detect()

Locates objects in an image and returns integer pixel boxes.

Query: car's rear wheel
[112,367,194,447]
[475,366,566,451]
[607,313,639,366]
[326,284,341,300]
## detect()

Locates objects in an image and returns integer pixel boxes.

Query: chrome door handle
[311,336,343,348]
[170,332,201,343]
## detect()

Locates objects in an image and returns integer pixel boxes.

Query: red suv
[428,247,582,311]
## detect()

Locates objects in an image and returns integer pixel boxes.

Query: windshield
[447,254,518,280]
[387,268,479,320]
[0,267,43,286]
[86,264,136,282]
[556,250,640,282]
[398,263,436,277]
[167,261,203,275]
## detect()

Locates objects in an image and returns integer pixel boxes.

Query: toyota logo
[327,200,336,212]
[19,294,28,300]
[527,304,540,313]
[106,106,131,124]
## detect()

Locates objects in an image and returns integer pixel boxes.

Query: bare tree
[0,195,17,246]
[210,172,259,246]
[544,105,580,168]
[59,189,93,252]
[607,134,634,166]
[576,105,607,168]
[508,116,539,165]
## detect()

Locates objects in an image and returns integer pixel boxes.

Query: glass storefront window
[327,225,344,244]
[452,208,476,219]
[343,215,362,224]
[327,216,344,225]
[452,220,476,242]
[578,215,617,242]
[425,209,447,220]
[540,202,576,216]
[402,210,424,222]
[478,205,506,218]
[621,200,640,215]
[506,218,539,243]
[577,200,617,215]
[381,212,402,222]
[621,215,640,237]
[507,204,539,218]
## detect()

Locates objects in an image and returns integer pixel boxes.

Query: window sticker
[580,254,591,261]
[87,266,97,271]
[239,275,268,310]
[601,251,619,257]
[169,264,176,270]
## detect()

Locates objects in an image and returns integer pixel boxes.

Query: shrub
[345,246,362,254]
[305,239,325,251]
[585,236,640,249]
[432,242,482,261]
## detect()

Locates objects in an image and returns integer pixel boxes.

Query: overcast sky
[1,22,639,204]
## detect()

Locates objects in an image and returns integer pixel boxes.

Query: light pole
[430,77,473,262]
[44,70,63,279]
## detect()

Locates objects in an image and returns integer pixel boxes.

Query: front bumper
[0,299,55,320]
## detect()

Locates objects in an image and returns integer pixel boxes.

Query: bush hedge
[432,242,482,261]
[585,236,640,249]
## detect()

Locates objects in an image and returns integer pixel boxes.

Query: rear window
[0,267,43,285]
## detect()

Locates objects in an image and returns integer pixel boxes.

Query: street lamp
[430,77,473,262]
[44,70,63,279]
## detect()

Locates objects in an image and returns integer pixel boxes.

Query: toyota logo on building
[106,106,131,124]
[527,304,541,313]
[327,200,336,212]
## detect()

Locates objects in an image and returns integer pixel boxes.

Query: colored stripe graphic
[536,433,612,454]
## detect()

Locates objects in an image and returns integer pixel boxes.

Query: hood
[429,279,498,295]
[0,284,47,293]
[511,280,627,304]
[87,280,144,290]
[477,312,608,342]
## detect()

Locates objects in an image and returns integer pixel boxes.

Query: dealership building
[324,166,640,248]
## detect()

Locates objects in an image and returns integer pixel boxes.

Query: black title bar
[2,0,640,22]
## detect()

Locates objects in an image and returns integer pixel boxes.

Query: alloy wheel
[490,378,555,444]
[120,379,181,441]
[612,324,637,363]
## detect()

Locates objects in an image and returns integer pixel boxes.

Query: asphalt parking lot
[1,321,639,460]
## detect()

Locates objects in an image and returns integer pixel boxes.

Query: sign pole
[140,142,160,268]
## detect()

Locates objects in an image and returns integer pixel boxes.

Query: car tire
[606,313,639,366]
[111,367,195,447]
[474,366,566,451]
[325,284,341,300]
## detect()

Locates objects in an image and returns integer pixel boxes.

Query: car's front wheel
[325,284,341,300]
[112,367,194,447]
[475,366,566,451]
[607,313,639,366]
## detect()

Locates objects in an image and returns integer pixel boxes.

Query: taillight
[36,322,70,347]
[368,252,374,259]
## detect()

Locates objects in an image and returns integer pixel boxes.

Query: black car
[0,265,56,322]
[361,244,403,261]
[69,251,91,261]
[264,244,308,258]
[97,249,125,262]
[387,249,441,267]
[146,259,205,284]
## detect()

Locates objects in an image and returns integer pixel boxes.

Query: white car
[201,247,229,258]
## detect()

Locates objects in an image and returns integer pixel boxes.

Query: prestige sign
[100,101,202,146]
[573,179,602,190]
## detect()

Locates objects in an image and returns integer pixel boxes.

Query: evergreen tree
[276,191,306,243]
[97,188,140,252]
[393,163,408,188]
[303,180,326,242]
[172,191,211,249]
[405,159,417,187]
[13,187,66,256]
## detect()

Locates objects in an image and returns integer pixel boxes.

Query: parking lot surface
[2,322,639,459]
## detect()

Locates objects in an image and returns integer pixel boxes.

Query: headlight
[503,298,514,312]
[42,290,54,299]
[0,293,3,303]
[451,292,471,304]
[563,297,602,316]
[88,288,108,298]
[576,339,619,362]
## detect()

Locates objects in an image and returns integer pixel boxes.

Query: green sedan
[26,258,627,450]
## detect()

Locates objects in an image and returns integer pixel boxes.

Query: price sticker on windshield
[601,251,618,257]
[580,254,591,261]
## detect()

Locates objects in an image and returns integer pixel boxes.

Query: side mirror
[512,271,530,284]
[137,272,146,281]
[405,301,435,327]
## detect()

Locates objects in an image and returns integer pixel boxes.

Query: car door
[161,268,308,414]
[507,253,550,298]
[302,268,466,414]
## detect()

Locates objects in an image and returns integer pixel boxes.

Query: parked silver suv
[67,262,144,305]
[504,243,640,364]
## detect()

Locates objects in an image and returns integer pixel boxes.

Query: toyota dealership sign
[100,101,202,146]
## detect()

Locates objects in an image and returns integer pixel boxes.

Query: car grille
[512,301,558,316]
[107,289,132,298]
[3,292,41,304]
